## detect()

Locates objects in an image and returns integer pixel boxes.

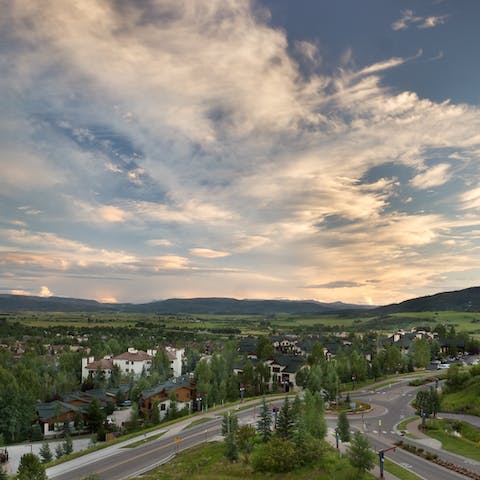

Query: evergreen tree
[151,401,160,425]
[257,397,272,443]
[347,431,375,477]
[276,397,294,440]
[39,441,53,463]
[55,443,64,459]
[63,434,73,455]
[222,411,239,462]
[337,411,350,442]
[303,389,327,439]
[17,453,47,480]
[86,398,104,433]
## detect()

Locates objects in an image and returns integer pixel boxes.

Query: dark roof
[238,337,257,355]
[36,401,80,422]
[141,375,194,400]
[272,354,305,373]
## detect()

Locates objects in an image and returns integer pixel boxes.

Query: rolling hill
[0,294,370,314]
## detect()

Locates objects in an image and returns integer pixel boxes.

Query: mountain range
[0,286,479,314]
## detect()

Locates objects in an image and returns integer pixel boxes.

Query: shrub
[251,438,298,473]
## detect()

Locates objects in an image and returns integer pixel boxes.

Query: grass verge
[123,431,166,448]
[182,417,214,430]
[384,458,423,480]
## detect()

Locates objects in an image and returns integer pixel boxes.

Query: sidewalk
[404,418,442,449]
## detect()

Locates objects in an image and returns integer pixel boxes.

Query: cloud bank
[1,0,480,305]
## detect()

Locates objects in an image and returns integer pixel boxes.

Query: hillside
[374,286,480,314]
[0,294,371,314]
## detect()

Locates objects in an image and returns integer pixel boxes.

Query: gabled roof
[36,401,81,422]
[272,354,305,373]
[141,375,194,400]
[114,350,152,361]
[238,337,257,355]
[85,358,114,370]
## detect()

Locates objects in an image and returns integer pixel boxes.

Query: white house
[82,346,184,380]
[165,346,184,377]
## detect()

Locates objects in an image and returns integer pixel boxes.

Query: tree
[151,400,160,425]
[411,338,431,369]
[276,397,294,440]
[337,411,350,442]
[222,411,239,462]
[63,434,73,455]
[414,387,440,417]
[39,441,53,463]
[256,336,274,360]
[86,398,104,433]
[55,443,64,459]
[347,431,375,477]
[303,389,326,440]
[17,453,47,480]
[257,398,272,442]
[237,424,256,453]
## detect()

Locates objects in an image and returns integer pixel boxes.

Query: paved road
[47,379,479,480]
[347,378,479,479]
[47,401,264,480]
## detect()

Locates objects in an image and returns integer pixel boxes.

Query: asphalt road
[347,378,480,480]
[47,379,479,480]
[47,402,263,480]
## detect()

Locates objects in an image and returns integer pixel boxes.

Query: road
[47,401,262,480]
[47,379,479,480]
[345,377,480,479]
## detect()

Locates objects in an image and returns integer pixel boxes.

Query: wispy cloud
[391,9,449,31]
[410,163,451,189]
[0,1,479,305]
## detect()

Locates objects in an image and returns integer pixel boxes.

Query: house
[81,356,114,380]
[165,346,184,377]
[234,354,306,393]
[35,401,82,437]
[82,346,185,380]
[139,375,195,419]
[383,328,437,354]
[113,348,153,377]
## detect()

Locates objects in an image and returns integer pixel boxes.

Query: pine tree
[257,397,272,443]
[39,441,53,463]
[17,453,47,480]
[222,411,239,462]
[337,411,350,442]
[347,431,375,476]
[276,397,294,440]
[63,434,73,455]
[55,443,64,459]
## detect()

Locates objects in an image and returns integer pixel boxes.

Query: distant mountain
[374,286,480,314]
[0,294,371,314]
[0,295,119,312]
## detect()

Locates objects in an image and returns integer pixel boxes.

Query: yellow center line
[94,423,221,476]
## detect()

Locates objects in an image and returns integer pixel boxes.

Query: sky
[2,0,480,306]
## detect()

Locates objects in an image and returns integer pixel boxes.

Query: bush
[251,438,298,473]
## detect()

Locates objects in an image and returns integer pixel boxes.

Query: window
[160,403,166,411]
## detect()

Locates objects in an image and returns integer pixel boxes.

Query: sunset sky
[2,0,480,305]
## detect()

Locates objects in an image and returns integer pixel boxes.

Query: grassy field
[4,309,480,338]
[424,419,480,461]
[132,441,376,480]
